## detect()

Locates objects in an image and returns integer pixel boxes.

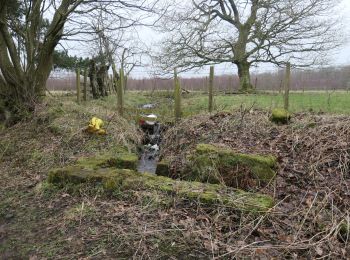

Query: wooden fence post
[76,67,81,104]
[174,68,181,122]
[209,66,214,113]
[83,68,87,102]
[117,68,124,116]
[284,62,291,110]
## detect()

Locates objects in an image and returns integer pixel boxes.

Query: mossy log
[270,108,291,124]
[182,144,277,188]
[48,166,274,213]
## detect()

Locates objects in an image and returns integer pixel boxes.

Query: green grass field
[122,90,350,118]
[183,91,350,114]
[51,90,350,123]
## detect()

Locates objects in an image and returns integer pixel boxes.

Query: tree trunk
[0,0,73,123]
[97,65,109,97]
[124,76,128,94]
[236,62,253,92]
[111,63,119,93]
[89,60,99,99]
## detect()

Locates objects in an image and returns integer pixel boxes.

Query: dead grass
[1,97,350,258]
[0,96,144,257]
[161,109,350,258]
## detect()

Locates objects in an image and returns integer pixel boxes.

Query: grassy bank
[1,92,350,258]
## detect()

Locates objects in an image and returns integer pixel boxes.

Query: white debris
[145,114,158,125]
[151,144,159,151]
[141,104,156,109]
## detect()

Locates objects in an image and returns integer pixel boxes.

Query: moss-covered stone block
[270,108,291,124]
[155,160,170,176]
[76,153,138,171]
[182,144,277,188]
[106,153,138,171]
[48,165,274,213]
[47,166,126,184]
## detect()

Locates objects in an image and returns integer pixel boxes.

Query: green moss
[155,160,170,176]
[48,165,274,213]
[270,108,291,124]
[196,143,218,154]
[195,144,276,166]
[107,153,138,170]
[76,152,138,171]
[103,178,119,191]
[197,191,219,204]
[183,144,277,187]
[76,157,107,170]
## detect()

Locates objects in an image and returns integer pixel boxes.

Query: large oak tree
[158,0,341,92]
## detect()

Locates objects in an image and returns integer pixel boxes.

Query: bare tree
[157,0,342,92]
[83,3,153,95]
[0,0,162,122]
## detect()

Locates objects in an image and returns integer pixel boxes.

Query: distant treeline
[127,66,350,92]
[47,66,350,92]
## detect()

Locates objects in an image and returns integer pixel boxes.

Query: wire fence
[47,66,350,93]
[45,67,350,115]
[46,71,77,92]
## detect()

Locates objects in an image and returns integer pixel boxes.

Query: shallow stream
[137,105,163,174]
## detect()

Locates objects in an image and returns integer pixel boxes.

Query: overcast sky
[67,0,350,78]
[136,0,350,78]
[331,0,350,64]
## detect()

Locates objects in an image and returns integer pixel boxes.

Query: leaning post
[76,67,81,104]
[209,66,214,113]
[284,62,291,110]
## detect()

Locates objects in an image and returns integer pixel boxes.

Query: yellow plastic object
[86,117,107,135]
